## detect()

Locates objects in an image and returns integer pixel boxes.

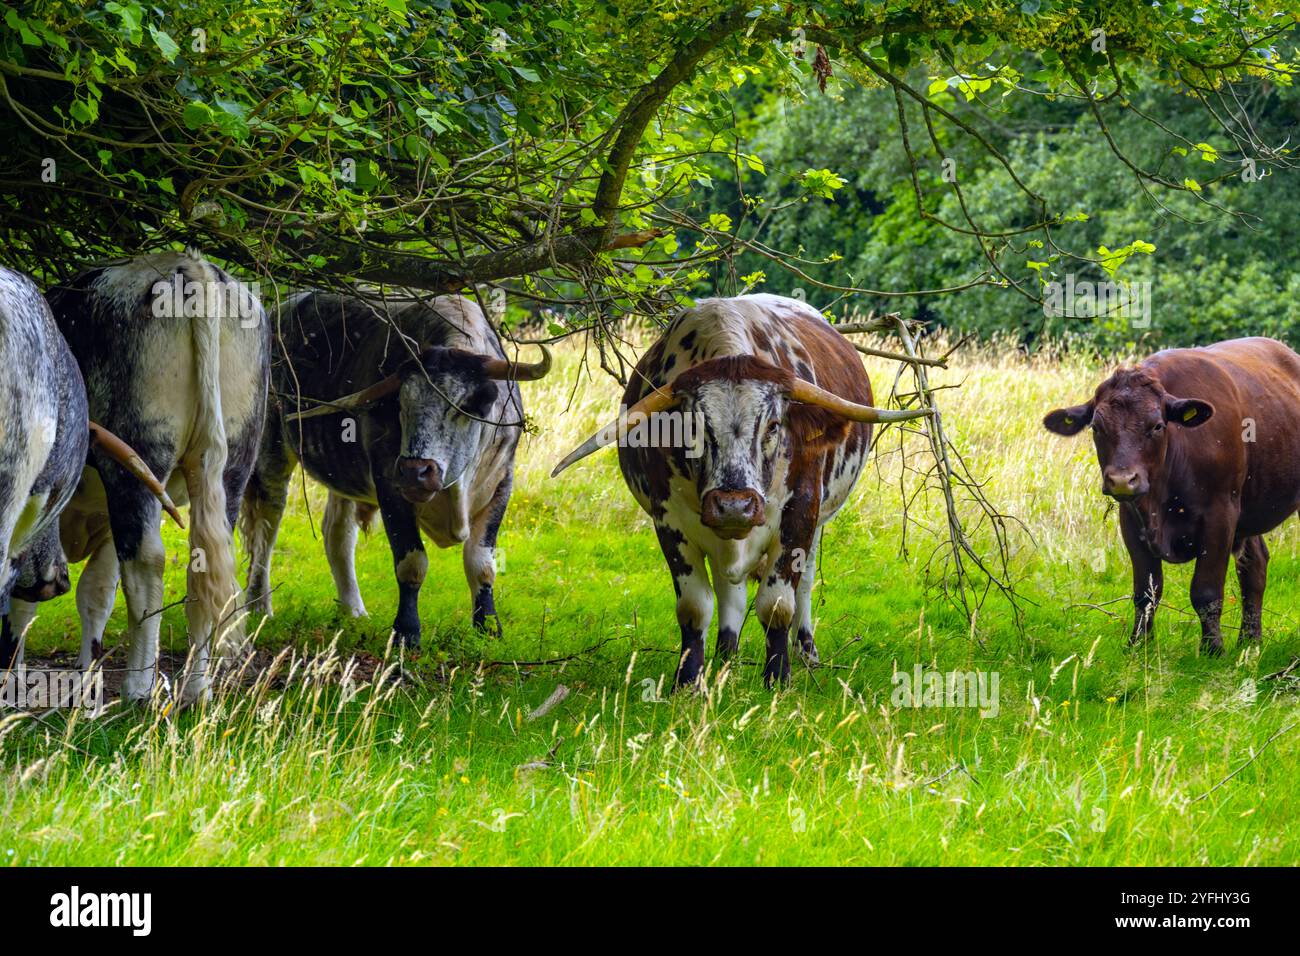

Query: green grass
[2,340,1299,866]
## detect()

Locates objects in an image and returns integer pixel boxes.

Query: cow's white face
[681,378,786,539]
[394,358,500,503]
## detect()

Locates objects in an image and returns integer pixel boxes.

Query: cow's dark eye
[1150,422,1165,436]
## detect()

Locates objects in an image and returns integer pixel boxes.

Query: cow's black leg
[711,561,745,662]
[101,457,171,703]
[756,472,821,688]
[240,420,295,618]
[1190,516,1234,656]
[1120,507,1162,644]
[464,474,511,635]
[791,527,822,665]
[1235,535,1268,645]
[0,607,17,671]
[654,520,712,688]
[376,483,426,650]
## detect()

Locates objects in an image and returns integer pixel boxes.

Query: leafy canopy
[0,1,1295,333]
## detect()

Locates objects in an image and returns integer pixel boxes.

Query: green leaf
[182,101,214,129]
[149,26,180,62]
[69,98,98,124]
[5,10,40,46]
[799,168,846,200]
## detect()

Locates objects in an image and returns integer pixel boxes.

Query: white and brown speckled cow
[553,294,929,688]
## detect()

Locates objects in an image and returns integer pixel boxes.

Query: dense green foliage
[695,73,1300,349]
[1,2,1297,343]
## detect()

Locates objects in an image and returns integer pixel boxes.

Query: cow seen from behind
[0,266,184,674]
[39,250,270,705]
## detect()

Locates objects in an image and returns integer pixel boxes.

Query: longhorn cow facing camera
[553,294,930,688]
[242,292,550,647]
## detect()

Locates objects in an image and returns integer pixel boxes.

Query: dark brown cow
[1043,337,1300,654]
[553,294,929,687]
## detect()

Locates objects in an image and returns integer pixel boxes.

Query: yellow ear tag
[1183,408,1196,422]
[1063,416,1073,425]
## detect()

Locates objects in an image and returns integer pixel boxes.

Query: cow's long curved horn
[551,385,677,477]
[482,345,552,382]
[788,378,933,423]
[88,423,186,528]
[285,374,403,422]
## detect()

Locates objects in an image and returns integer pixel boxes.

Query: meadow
[2,336,1298,866]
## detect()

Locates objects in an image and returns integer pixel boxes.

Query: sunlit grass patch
[3,339,1299,866]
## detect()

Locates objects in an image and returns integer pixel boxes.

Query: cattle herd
[0,249,1295,708]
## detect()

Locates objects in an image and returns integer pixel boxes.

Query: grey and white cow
[242,292,550,646]
[26,250,270,705]
[0,266,178,671]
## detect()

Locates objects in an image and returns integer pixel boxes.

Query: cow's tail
[184,252,244,667]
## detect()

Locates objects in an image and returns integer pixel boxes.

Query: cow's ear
[1043,403,1093,436]
[1165,397,1214,428]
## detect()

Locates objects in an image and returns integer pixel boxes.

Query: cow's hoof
[176,677,211,710]
[377,664,411,688]
[762,661,791,689]
[339,597,368,618]
[388,631,421,652]
[715,630,740,660]
[671,676,703,696]
[121,674,158,706]
[473,614,503,639]
[1201,639,1225,657]
[793,630,819,667]
[673,661,705,692]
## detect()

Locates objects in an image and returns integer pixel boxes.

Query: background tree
[1,1,1295,331]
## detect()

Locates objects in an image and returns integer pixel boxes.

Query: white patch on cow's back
[88,252,266,473]
[733,293,827,324]
[8,490,50,555]
[93,252,196,313]
[661,294,826,381]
